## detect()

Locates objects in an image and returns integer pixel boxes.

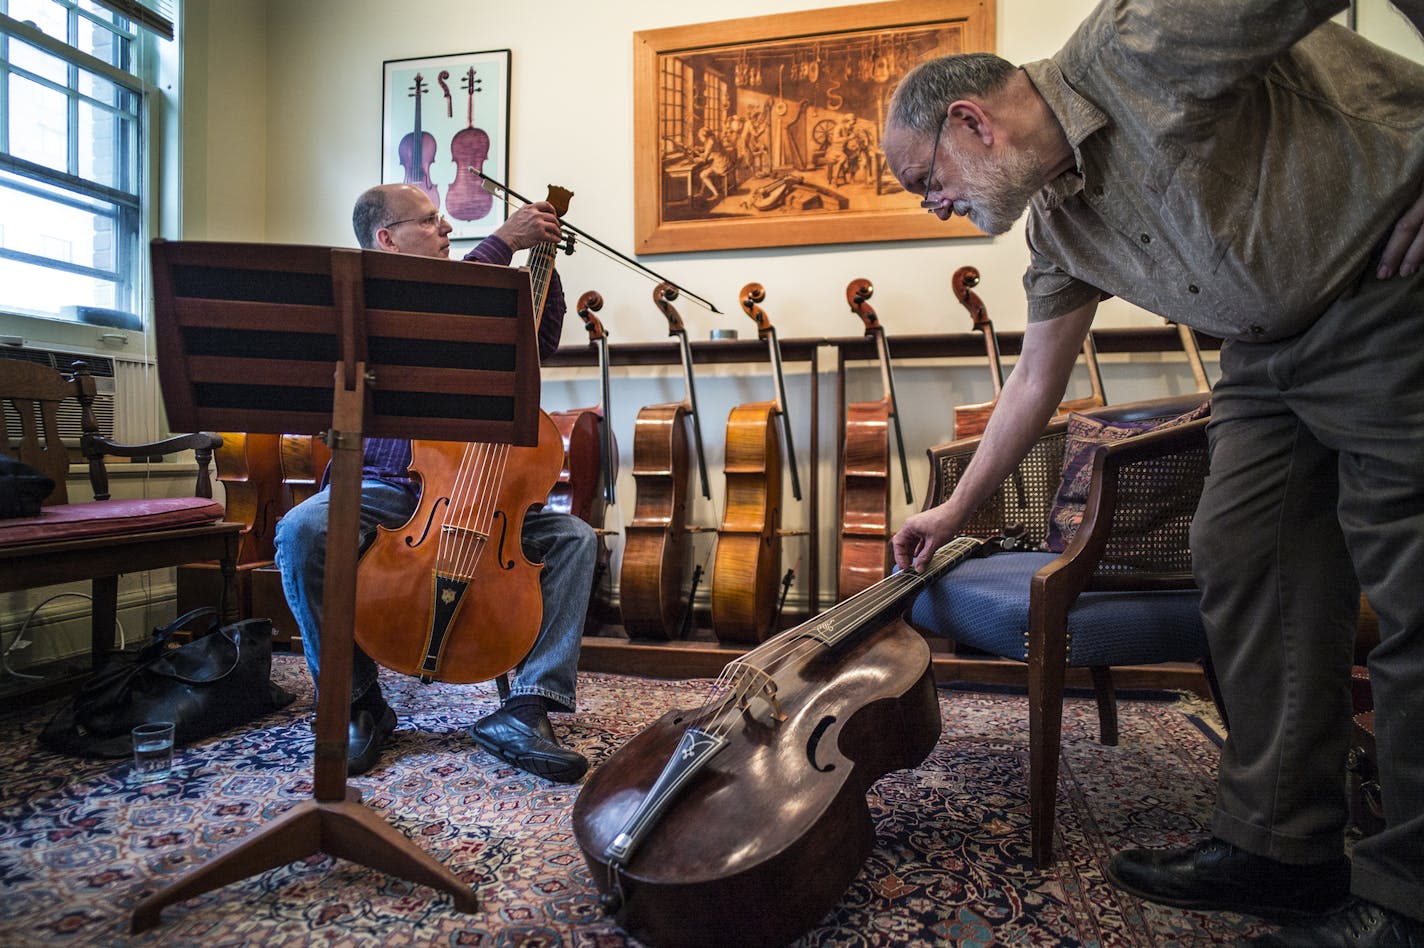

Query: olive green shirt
[1021,0,1424,341]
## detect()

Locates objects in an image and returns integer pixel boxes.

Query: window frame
[0,5,150,327]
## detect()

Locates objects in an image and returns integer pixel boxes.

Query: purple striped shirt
[358,235,566,492]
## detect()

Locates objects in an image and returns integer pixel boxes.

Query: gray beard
[957,146,1046,236]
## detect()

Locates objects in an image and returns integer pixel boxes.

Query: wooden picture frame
[632,0,994,255]
[381,49,511,242]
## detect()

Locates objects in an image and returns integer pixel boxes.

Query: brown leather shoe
[1106,838,1349,921]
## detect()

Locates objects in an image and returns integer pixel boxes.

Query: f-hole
[806,715,837,773]
[407,496,450,547]
[494,510,515,569]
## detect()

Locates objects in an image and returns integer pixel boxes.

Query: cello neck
[577,290,617,506]
[1173,320,1212,392]
[740,282,801,502]
[952,266,1003,396]
[1079,331,1108,407]
[527,184,574,330]
[654,281,710,499]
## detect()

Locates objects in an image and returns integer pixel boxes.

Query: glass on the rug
[131,721,175,782]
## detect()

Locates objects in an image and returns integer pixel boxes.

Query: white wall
[176,0,1424,611]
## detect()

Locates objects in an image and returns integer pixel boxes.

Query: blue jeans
[274,478,595,712]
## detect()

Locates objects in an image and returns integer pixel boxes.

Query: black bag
[0,456,54,519]
[39,608,295,758]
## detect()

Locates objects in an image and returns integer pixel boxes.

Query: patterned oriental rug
[0,655,1274,947]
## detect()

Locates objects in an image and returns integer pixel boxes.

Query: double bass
[837,278,912,601]
[446,67,493,222]
[619,283,711,640]
[951,265,1106,439]
[710,283,800,645]
[573,534,1030,947]
[397,73,439,209]
[351,186,573,684]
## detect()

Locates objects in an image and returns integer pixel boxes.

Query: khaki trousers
[1194,260,1424,920]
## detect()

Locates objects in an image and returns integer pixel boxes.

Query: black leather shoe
[469,707,588,783]
[348,705,397,777]
[1106,838,1349,921]
[1249,897,1424,946]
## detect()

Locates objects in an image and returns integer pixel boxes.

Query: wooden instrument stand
[133,239,544,931]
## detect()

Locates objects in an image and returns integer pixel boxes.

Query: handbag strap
[154,607,219,645]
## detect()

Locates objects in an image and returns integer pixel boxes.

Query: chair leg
[1089,665,1119,746]
[1028,649,1068,868]
[1201,654,1230,732]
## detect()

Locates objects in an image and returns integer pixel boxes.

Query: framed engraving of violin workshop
[632,0,993,255]
[381,49,511,242]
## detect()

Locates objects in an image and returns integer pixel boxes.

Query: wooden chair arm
[80,431,224,501]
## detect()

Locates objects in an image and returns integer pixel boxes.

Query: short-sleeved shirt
[1020,0,1424,342]
[359,235,567,492]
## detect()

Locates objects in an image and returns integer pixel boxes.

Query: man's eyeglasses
[919,114,948,208]
[383,211,445,230]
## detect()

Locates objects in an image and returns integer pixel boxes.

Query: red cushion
[0,497,224,546]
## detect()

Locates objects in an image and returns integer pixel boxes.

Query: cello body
[619,401,694,638]
[838,396,892,600]
[352,415,563,683]
[710,400,783,643]
[545,406,608,524]
[214,432,284,564]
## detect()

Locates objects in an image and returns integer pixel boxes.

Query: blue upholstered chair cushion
[906,552,1208,667]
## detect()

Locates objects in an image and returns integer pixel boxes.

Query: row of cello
[210,265,1213,650]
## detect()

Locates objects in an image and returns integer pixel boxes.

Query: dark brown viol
[546,291,616,527]
[573,534,1029,948]
[951,265,1106,439]
[837,278,913,601]
[213,432,284,564]
[351,186,572,684]
[710,283,801,645]
[619,282,711,640]
[546,290,618,618]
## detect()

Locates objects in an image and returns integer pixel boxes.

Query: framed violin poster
[632,0,993,255]
[381,49,511,242]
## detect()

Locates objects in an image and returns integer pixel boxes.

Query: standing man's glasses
[919,114,948,209]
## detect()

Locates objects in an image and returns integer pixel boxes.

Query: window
[0,0,149,327]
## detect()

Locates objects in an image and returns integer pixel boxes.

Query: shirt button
[1250,325,1265,335]
[1140,233,1151,244]
[1092,185,1104,197]
[1188,284,1200,294]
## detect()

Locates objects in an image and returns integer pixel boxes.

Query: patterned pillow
[1044,400,1210,554]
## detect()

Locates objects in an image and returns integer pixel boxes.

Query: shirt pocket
[1145,139,1257,274]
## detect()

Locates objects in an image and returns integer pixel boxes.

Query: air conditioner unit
[0,345,134,446]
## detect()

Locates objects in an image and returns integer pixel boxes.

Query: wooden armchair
[0,359,241,702]
[905,393,1223,866]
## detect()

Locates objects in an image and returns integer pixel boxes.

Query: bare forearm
[893,302,1096,569]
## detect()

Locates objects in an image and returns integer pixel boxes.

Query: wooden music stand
[132,239,543,931]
